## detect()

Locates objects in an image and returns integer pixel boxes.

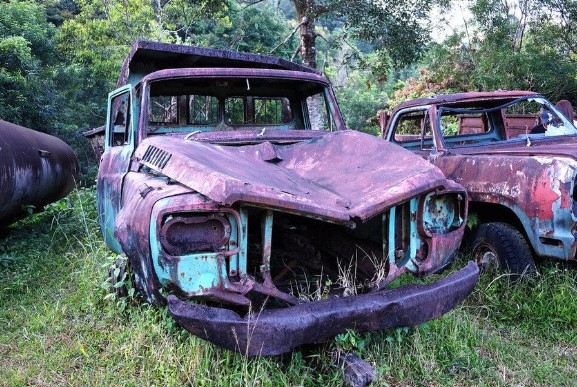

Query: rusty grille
[142,145,172,169]
[384,199,420,266]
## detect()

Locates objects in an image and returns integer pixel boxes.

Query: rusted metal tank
[0,119,79,227]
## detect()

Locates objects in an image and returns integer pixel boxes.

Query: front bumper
[168,261,479,356]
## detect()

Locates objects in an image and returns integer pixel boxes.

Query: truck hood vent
[142,145,172,169]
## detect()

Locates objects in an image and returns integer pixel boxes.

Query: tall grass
[2,189,577,385]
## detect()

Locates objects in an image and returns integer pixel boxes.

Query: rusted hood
[135,130,449,225]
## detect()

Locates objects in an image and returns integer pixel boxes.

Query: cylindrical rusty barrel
[0,119,79,226]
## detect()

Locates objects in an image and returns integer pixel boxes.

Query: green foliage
[0,1,57,128]
[332,67,388,135]
[335,329,372,355]
[417,0,577,103]
[100,253,135,312]
[466,212,480,231]
[385,326,410,345]
[3,191,577,385]
[187,2,295,57]
[0,0,57,62]
[338,0,433,66]
[470,262,577,342]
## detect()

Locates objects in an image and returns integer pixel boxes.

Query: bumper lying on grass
[168,261,479,356]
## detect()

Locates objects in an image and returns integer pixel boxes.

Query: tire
[467,222,536,277]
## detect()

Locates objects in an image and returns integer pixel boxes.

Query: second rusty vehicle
[94,41,478,355]
[381,91,577,275]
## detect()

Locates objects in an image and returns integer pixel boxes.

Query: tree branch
[314,0,348,18]
[291,44,301,62]
[238,0,268,9]
[315,33,331,72]
[269,21,303,54]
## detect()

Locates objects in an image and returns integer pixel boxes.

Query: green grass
[2,189,577,386]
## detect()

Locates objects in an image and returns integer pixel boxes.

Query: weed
[2,190,577,385]
[467,211,479,230]
[100,253,136,311]
[336,255,361,296]
[335,329,372,355]
[385,326,410,345]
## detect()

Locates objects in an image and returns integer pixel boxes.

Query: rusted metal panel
[117,40,318,88]
[435,152,577,259]
[96,42,477,355]
[0,119,79,227]
[168,262,479,356]
[391,90,537,112]
[83,125,105,161]
[383,91,577,263]
[132,131,449,225]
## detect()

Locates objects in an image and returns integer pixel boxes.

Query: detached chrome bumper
[168,261,479,356]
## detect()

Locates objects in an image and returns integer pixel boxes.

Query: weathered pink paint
[94,41,477,355]
[383,90,577,262]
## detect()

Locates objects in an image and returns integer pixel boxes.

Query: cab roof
[391,90,540,112]
[117,40,318,87]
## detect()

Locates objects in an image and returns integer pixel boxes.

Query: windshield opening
[145,77,336,135]
[437,96,577,148]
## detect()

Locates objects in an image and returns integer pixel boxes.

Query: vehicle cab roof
[391,90,541,112]
[118,40,318,87]
[141,67,330,85]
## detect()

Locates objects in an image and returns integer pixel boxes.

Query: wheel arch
[466,200,536,255]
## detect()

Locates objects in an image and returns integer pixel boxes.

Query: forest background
[2,0,577,182]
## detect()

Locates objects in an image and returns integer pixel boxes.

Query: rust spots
[0,119,78,226]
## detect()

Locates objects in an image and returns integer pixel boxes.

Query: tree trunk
[292,0,317,69]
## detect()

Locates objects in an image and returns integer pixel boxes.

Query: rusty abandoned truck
[381,91,577,274]
[94,41,478,355]
[0,119,78,227]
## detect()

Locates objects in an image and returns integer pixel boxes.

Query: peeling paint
[94,41,477,355]
[383,91,577,261]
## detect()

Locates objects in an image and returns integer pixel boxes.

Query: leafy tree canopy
[0,1,57,128]
[395,0,577,104]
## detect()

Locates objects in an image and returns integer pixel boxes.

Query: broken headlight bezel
[418,191,465,237]
[160,213,232,256]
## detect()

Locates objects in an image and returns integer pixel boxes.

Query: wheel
[108,256,129,297]
[467,222,536,277]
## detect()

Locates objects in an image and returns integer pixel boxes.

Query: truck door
[384,106,437,160]
[97,85,136,253]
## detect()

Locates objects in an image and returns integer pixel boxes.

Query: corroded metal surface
[0,120,78,226]
[383,91,577,261]
[117,40,318,88]
[434,144,577,260]
[95,41,475,355]
[168,262,479,356]
[390,90,536,111]
[133,131,447,225]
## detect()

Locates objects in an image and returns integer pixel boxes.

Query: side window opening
[440,110,502,147]
[109,91,131,147]
[305,92,334,131]
[392,110,433,150]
